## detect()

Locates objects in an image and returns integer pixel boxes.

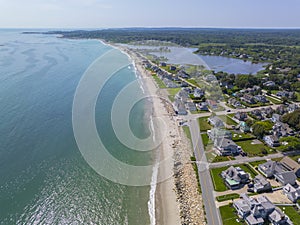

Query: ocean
[0,30,153,225]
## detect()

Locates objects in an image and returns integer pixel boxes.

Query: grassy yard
[198,117,212,132]
[219,204,244,225]
[186,78,200,87]
[279,206,300,224]
[167,87,182,96]
[231,132,255,141]
[295,92,300,102]
[236,140,272,157]
[218,115,238,126]
[210,166,229,192]
[201,133,210,146]
[249,160,267,168]
[266,96,282,104]
[216,193,240,202]
[211,155,233,163]
[152,75,166,88]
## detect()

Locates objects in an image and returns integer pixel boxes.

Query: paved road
[189,119,222,225]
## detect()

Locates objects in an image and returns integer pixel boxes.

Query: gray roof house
[283,183,300,203]
[263,135,280,147]
[207,128,232,141]
[233,194,277,225]
[214,138,240,156]
[173,99,187,115]
[258,159,297,186]
[208,116,224,128]
[221,166,250,189]
[253,174,272,193]
[268,207,292,225]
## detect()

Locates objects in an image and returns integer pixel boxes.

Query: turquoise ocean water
[0,30,151,225]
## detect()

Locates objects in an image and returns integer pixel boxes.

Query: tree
[252,123,265,139]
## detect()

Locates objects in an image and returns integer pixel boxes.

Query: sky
[0,0,299,28]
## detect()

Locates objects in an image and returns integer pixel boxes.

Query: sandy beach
[108,42,206,225]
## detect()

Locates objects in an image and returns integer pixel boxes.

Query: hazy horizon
[1,0,299,29]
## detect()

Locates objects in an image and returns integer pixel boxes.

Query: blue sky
[0,0,299,28]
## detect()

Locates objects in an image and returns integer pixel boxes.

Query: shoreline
[111,42,181,225]
[101,40,206,225]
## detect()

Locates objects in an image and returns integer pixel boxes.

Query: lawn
[211,155,233,163]
[279,206,300,224]
[219,204,244,225]
[295,92,300,102]
[210,166,229,192]
[266,96,282,104]
[167,87,182,96]
[216,193,240,202]
[231,132,255,141]
[235,140,272,157]
[218,115,238,126]
[152,75,166,88]
[249,160,267,168]
[198,117,212,132]
[186,79,200,87]
[201,133,210,146]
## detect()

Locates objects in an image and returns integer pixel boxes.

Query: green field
[236,140,272,157]
[219,204,244,225]
[279,206,300,224]
[186,79,200,87]
[210,166,229,192]
[216,193,240,202]
[218,115,238,126]
[266,96,282,104]
[198,117,212,132]
[167,87,182,96]
[201,133,210,146]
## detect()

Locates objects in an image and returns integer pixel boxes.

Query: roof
[269,207,286,223]
[280,156,300,173]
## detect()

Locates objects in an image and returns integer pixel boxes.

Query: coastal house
[197,102,209,111]
[173,99,187,115]
[271,114,281,123]
[273,122,294,138]
[241,94,256,105]
[263,81,276,87]
[175,89,189,103]
[207,128,232,141]
[258,159,297,186]
[208,116,224,128]
[263,135,280,147]
[163,78,178,88]
[206,99,218,110]
[268,207,292,225]
[254,95,269,104]
[221,166,250,189]
[280,157,300,178]
[169,65,177,71]
[185,102,197,112]
[233,194,277,225]
[283,184,300,203]
[205,74,217,82]
[193,88,205,98]
[235,112,248,121]
[228,98,242,108]
[214,138,240,156]
[250,109,264,120]
[253,174,272,193]
[239,121,251,133]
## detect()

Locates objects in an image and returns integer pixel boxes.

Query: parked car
[247,188,254,193]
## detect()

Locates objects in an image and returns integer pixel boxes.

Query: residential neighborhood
[140,53,300,225]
